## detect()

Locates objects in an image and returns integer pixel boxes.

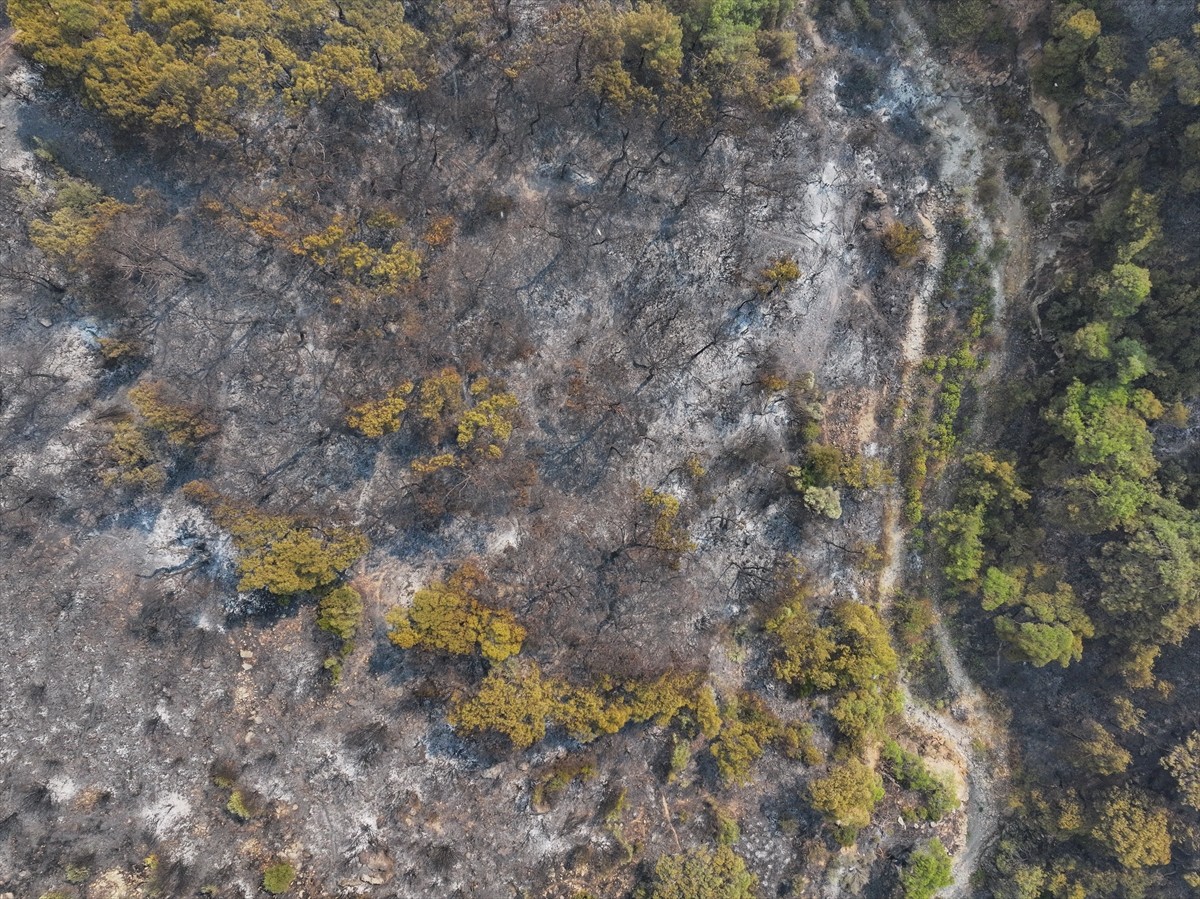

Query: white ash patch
[46,774,79,804]
[140,792,192,839]
[142,496,220,576]
[485,518,522,555]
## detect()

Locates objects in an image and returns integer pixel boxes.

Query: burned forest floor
[0,3,1066,898]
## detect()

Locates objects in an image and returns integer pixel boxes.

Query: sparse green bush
[322,655,344,685]
[883,222,923,265]
[184,483,368,597]
[882,740,958,821]
[129,380,218,445]
[801,484,843,519]
[101,420,167,491]
[533,757,597,808]
[778,721,822,765]
[640,488,697,564]
[668,738,691,782]
[714,808,740,846]
[29,177,125,269]
[317,586,364,642]
[98,335,141,365]
[262,861,296,895]
[294,216,422,287]
[808,758,884,835]
[646,845,757,899]
[901,839,954,899]
[709,694,780,785]
[934,0,991,47]
[346,383,413,437]
[226,789,253,821]
[602,786,628,826]
[386,564,524,662]
[757,255,802,293]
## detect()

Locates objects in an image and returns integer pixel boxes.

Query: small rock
[242,662,253,670]
[865,187,888,208]
[240,649,254,659]
[38,318,52,328]
[915,212,937,240]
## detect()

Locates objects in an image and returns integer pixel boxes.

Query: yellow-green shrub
[386,564,525,662]
[346,383,413,437]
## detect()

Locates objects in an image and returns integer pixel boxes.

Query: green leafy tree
[1077,719,1131,775]
[1097,497,1200,647]
[1111,188,1163,264]
[937,452,1031,585]
[1162,731,1200,810]
[768,600,898,748]
[766,600,838,689]
[1092,263,1151,318]
[1069,320,1113,360]
[9,0,428,135]
[1046,380,1159,476]
[228,518,366,596]
[620,4,685,87]
[935,504,986,583]
[1036,4,1102,101]
[981,565,1093,667]
[1092,788,1172,869]
[1125,37,1200,127]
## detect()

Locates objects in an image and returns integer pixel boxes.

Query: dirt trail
[871,10,1017,896]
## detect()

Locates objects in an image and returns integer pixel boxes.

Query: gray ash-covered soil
[0,5,1051,897]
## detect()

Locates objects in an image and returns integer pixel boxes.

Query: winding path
[870,11,1019,894]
